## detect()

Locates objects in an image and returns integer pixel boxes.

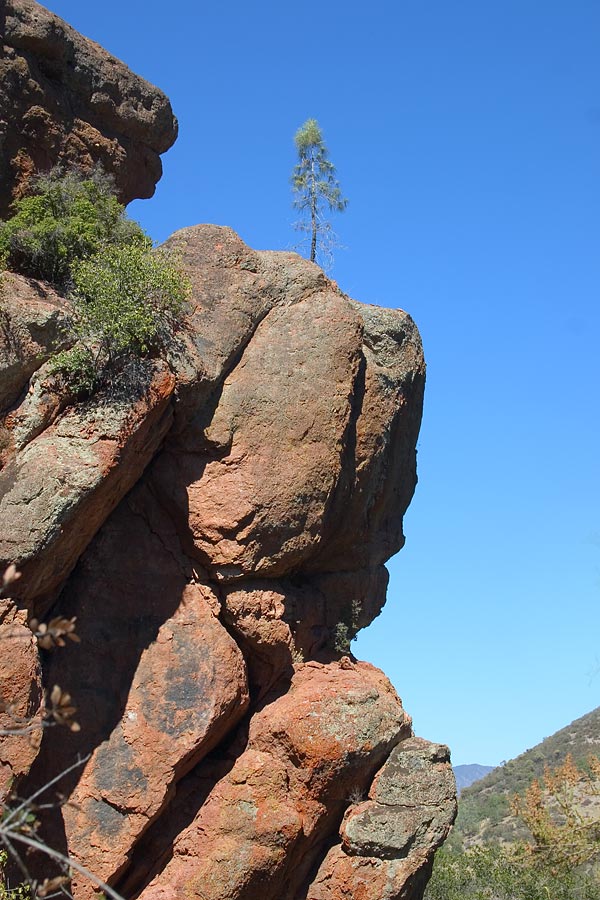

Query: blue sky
[45,0,600,766]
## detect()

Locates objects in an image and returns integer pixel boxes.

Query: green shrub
[0,168,148,287]
[0,850,29,900]
[0,167,190,399]
[50,243,190,397]
[333,622,350,653]
[425,846,600,900]
[48,345,97,398]
[73,244,187,357]
[332,599,362,653]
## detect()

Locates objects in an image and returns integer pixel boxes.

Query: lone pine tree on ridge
[291,118,347,266]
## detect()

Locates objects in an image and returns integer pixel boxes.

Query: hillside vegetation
[452,706,600,847]
[425,709,600,899]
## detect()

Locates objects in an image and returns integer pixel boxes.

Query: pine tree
[291,119,347,265]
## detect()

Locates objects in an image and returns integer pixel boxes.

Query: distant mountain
[451,706,600,848]
[453,764,496,794]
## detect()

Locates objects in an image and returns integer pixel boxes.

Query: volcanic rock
[0,219,450,900]
[0,598,42,796]
[341,738,457,857]
[138,661,412,900]
[0,272,71,414]
[308,740,456,900]
[29,481,249,891]
[0,0,177,216]
[0,356,176,612]
[151,225,424,591]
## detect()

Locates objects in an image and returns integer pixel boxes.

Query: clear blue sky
[45,0,600,767]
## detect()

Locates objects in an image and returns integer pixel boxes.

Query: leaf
[2,563,21,591]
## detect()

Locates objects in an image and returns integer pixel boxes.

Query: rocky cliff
[0,0,177,216]
[0,4,456,899]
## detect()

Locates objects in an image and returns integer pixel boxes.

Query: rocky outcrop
[0,226,455,900]
[137,662,412,900]
[0,225,455,900]
[0,0,177,216]
[0,10,455,893]
[0,224,454,900]
[0,355,176,612]
[0,272,72,413]
[309,740,456,900]
[0,598,43,796]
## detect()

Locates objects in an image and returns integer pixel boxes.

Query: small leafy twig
[28,619,80,652]
[44,687,79,733]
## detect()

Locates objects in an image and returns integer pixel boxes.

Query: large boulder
[308,740,457,900]
[27,482,249,893]
[0,597,43,796]
[137,661,412,900]
[152,226,425,591]
[2,225,448,900]
[0,0,177,216]
[0,272,71,414]
[0,357,176,612]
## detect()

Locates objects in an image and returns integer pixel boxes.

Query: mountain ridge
[453,764,496,794]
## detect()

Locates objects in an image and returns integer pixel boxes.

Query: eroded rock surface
[0,356,176,612]
[0,599,42,796]
[138,661,412,900]
[0,0,177,215]
[30,482,249,892]
[308,741,456,900]
[0,272,71,414]
[0,220,452,900]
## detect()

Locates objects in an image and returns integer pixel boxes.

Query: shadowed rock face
[0,0,177,216]
[0,225,455,900]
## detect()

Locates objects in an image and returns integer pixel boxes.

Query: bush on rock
[0,168,190,398]
[0,168,148,288]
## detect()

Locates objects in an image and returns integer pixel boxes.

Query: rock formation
[0,4,456,899]
[0,224,454,900]
[0,0,177,216]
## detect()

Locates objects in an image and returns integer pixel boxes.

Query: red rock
[0,599,42,798]
[139,662,411,900]
[179,289,363,579]
[0,361,176,612]
[314,301,425,571]
[0,273,71,415]
[306,850,430,900]
[0,0,177,215]
[65,581,248,893]
[152,227,424,603]
[158,225,330,430]
[341,745,456,858]
[307,739,457,900]
[0,360,70,469]
[0,223,439,900]
[25,482,249,894]
[285,567,391,660]
[221,583,296,697]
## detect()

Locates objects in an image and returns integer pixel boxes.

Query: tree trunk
[310,157,317,262]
